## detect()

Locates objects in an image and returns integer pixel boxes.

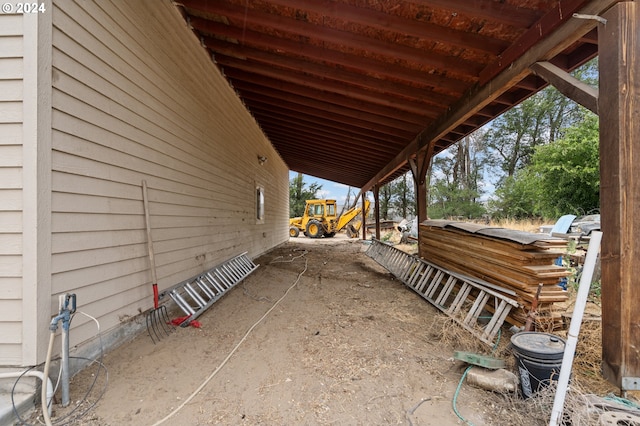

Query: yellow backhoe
[289,199,370,239]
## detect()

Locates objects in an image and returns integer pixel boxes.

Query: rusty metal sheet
[421,219,563,245]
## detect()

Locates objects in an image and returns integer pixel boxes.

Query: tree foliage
[428,134,488,219]
[479,60,599,219]
[489,170,540,219]
[489,114,599,218]
[378,184,393,220]
[289,173,323,217]
[529,114,600,217]
[370,176,415,220]
[391,174,415,218]
[485,60,597,180]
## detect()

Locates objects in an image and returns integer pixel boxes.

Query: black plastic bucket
[510,332,566,398]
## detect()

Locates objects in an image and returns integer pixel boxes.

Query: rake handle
[142,180,160,307]
[153,283,159,309]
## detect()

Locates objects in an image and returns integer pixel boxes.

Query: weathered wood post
[599,1,640,391]
[410,145,433,257]
[373,184,381,240]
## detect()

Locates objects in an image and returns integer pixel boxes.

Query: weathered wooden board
[419,222,570,329]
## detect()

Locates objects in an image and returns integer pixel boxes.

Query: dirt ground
[21,233,620,425]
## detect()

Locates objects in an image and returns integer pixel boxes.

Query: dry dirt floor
[22,233,619,425]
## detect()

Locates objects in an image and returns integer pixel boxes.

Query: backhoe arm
[335,200,370,231]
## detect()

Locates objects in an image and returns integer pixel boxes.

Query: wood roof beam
[261,0,509,55]
[362,0,618,193]
[234,84,429,130]
[256,114,403,153]
[248,101,416,141]
[216,55,444,116]
[260,125,396,160]
[530,61,598,114]
[549,42,598,71]
[408,0,543,28]
[189,17,469,94]
[479,0,597,84]
[274,143,374,176]
[513,74,546,91]
[205,39,455,109]
[240,85,432,136]
[182,1,483,78]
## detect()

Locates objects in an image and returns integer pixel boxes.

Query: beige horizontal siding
[0,234,21,255]
[0,300,21,321]
[0,212,22,233]
[0,13,22,36]
[0,123,22,144]
[0,58,22,79]
[0,11,24,366]
[0,323,21,344]
[0,80,23,101]
[0,278,21,299]
[0,167,22,188]
[51,0,289,348]
[0,35,22,57]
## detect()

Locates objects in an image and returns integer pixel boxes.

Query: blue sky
[289,171,353,205]
[289,158,497,207]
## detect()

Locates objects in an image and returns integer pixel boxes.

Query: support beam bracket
[530,61,599,114]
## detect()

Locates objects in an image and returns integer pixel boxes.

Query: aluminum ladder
[159,252,258,326]
[365,239,519,345]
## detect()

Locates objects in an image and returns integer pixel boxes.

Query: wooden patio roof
[174,0,616,190]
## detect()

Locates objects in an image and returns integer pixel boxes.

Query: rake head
[146,305,173,344]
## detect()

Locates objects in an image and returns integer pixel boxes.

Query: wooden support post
[373,185,381,240]
[361,191,367,240]
[409,144,434,257]
[408,146,433,225]
[599,1,640,391]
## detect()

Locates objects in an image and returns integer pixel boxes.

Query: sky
[289,150,498,208]
[289,171,353,206]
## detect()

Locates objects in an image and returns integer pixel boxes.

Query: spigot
[50,293,77,331]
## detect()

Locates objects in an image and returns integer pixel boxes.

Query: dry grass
[489,217,551,234]
[383,220,639,424]
[428,312,631,426]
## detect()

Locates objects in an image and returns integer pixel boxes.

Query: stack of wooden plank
[419,220,570,330]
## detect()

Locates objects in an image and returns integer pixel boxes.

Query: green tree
[289,173,323,217]
[488,170,540,219]
[485,59,597,179]
[378,184,393,220]
[428,133,487,219]
[485,95,548,177]
[529,114,600,217]
[391,174,415,218]
[489,114,599,218]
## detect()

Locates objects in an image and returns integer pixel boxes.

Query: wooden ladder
[365,239,519,345]
[159,252,258,326]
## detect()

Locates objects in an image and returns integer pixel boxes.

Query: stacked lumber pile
[419,221,569,330]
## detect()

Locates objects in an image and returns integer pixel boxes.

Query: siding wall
[45,0,288,354]
[0,3,52,367]
[0,12,24,365]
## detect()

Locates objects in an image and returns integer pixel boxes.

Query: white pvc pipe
[549,231,602,426]
[41,331,57,426]
[0,369,54,417]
